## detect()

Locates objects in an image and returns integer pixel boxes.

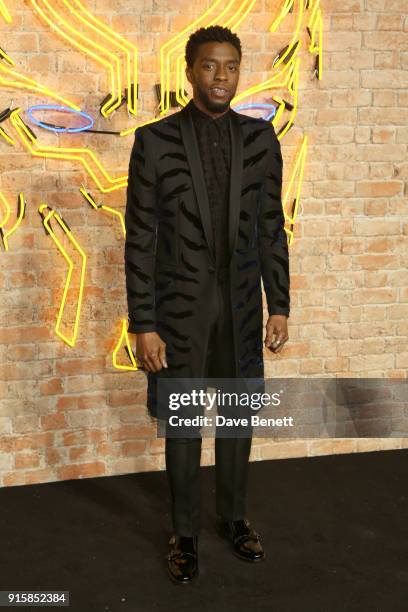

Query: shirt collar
[189,99,231,126]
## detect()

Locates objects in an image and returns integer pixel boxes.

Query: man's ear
[185,67,193,87]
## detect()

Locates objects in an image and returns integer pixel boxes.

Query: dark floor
[0,449,407,612]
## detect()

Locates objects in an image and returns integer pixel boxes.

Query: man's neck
[191,98,230,119]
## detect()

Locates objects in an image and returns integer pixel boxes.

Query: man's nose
[214,67,228,80]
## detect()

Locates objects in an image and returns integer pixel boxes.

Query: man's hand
[265,315,289,353]
[135,332,167,373]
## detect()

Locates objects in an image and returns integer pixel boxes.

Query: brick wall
[0,0,407,487]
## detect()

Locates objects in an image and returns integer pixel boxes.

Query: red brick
[14,432,54,451]
[15,452,41,469]
[41,413,68,430]
[57,461,106,480]
[63,429,106,446]
[40,378,64,396]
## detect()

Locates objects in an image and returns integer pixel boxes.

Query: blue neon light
[233,103,277,122]
[26,105,94,133]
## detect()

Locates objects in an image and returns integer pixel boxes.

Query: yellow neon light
[64,0,139,116]
[78,188,131,367]
[269,95,287,126]
[276,58,300,139]
[30,0,123,117]
[0,126,15,145]
[0,0,11,23]
[175,54,186,106]
[119,115,163,138]
[227,46,301,141]
[307,5,323,79]
[270,1,303,69]
[79,187,98,209]
[175,0,256,108]
[79,187,126,237]
[100,205,126,237]
[0,46,14,65]
[0,191,11,233]
[112,319,140,371]
[282,135,307,245]
[39,203,87,347]
[1,192,25,251]
[10,109,127,193]
[307,0,320,26]
[270,0,294,32]
[0,62,79,109]
[232,49,297,111]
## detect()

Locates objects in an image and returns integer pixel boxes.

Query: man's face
[186,41,241,114]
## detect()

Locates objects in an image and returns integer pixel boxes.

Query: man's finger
[270,335,288,353]
[159,343,168,368]
[146,351,162,373]
[264,328,276,348]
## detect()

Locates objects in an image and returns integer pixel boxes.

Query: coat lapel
[179,102,215,264]
[178,100,243,265]
[228,109,243,259]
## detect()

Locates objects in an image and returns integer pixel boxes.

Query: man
[124,25,290,583]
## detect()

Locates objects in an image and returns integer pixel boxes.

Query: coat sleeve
[124,127,158,334]
[258,126,290,318]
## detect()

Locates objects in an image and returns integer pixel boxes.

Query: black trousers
[165,269,253,536]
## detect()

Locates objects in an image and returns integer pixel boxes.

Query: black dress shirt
[189,100,232,268]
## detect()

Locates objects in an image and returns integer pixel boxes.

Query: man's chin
[204,99,231,113]
[198,91,232,114]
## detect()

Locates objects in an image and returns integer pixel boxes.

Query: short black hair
[185,25,242,69]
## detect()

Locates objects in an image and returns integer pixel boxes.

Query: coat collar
[178,99,243,265]
[188,98,231,127]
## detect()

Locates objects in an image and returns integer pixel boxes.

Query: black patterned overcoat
[124,100,290,416]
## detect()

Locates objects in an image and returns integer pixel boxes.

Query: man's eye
[202,64,238,71]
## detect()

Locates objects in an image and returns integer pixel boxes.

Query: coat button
[208,266,215,273]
